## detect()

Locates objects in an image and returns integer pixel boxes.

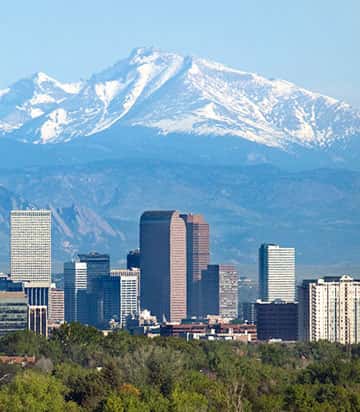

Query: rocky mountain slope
[0,161,360,273]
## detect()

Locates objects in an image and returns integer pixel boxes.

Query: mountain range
[1,47,359,152]
[0,47,359,276]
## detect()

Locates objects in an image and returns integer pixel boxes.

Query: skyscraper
[140,211,187,322]
[201,264,238,319]
[64,261,87,323]
[78,253,110,292]
[111,269,140,327]
[127,249,140,270]
[259,244,295,302]
[10,210,51,283]
[180,214,210,317]
[49,286,64,325]
[298,275,360,344]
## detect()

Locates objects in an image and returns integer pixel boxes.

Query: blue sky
[1,0,358,106]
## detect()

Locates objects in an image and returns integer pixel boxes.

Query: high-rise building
[0,291,28,336]
[298,275,360,344]
[140,211,187,322]
[259,244,295,302]
[180,214,210,317]
[10,210,51,283]
[238,302,257,324]
[127,249,140,270]
[111,269,140,327]
[49,286,64,325]
[201,264,238,319]
[64,261,87,323]
[23,281,50,307]
[78,253,110,292]
[256,300,298,341]
[28,305,48,337]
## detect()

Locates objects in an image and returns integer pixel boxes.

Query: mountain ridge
[1,47,359,149]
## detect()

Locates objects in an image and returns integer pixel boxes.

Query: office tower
[0,277,23,292]
[256,301,298,341]
[238,277,258,323]
[111,269,140,327]
[298,275,360,344]
[259,243,295,302]
[180,214,210,317]
[238,302,256,324]
[49,287,64,324]
[78,253,110,292]
[23,281,50,307]
[64,261,87,323]
[127,249,140,270]
[10,210,51,283]
[0,291,28,336]
[28,306,48,337]
[140,211,187,323]
[201,264,238,319]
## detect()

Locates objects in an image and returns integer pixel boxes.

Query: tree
[0,370,79,412]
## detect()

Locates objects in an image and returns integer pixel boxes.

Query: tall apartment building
[298,275,360,344]
[64,261,87,323]
[10,210,51,283]
[140,211,187,322]
[259,244,295,302]
[201,264,238,319]
[49,286,64,324]
[180,214,210,317]
[111,269,140,327]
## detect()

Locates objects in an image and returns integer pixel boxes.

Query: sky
[0,0,359,106]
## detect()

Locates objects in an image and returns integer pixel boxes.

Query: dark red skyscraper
[180,214,210,317]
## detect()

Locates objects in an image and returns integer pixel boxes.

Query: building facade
[64,261,87,323]
[298,275,360,344]
[49,286,64,324]
[201,264,238,319]
[140,211,187,322]
[256,300,298,341]
[180,214,210,317]
[23,281,50,307]
[0,291,28,336]
[127,249,140,270]
[78,253,110,293]
[259,243,295,302]
[111,269,140,327]
[28,305,48,337]
[10,210,51,283]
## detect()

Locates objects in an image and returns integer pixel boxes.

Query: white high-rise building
[259,243,295,302]
[64,261,87,323]
[10,210,51,283]
[111,269,140,327]
[298,275,360,344]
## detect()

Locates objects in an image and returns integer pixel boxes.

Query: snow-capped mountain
[1,47,360,148]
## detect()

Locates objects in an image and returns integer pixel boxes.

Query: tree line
[0,324,360,411]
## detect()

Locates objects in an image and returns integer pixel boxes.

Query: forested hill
[0,325,360,411]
